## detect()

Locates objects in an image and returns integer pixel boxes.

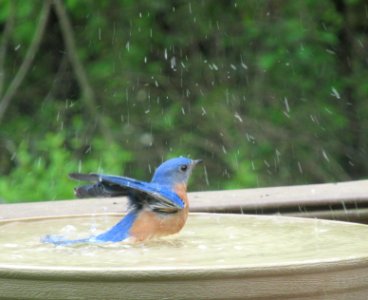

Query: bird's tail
[94,210,137,242]
[41,211,138,246]
[41,234,92,246]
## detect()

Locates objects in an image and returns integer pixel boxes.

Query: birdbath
[1,211,368,299]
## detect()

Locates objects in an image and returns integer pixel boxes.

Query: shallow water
[0,213,367,270]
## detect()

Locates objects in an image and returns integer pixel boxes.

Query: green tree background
[0,0,367,203]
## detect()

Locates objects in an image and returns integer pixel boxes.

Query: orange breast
[129,184,190,242]
[174,183,189,208]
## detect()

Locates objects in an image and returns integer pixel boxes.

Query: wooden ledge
[1,180,368,223]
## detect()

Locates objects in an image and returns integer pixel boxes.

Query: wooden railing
[1,180,368,223]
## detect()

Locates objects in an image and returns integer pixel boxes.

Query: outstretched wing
[69,173,185,213]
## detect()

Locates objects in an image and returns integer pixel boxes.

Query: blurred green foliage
[0,0,367,202]
[0,131,132,202]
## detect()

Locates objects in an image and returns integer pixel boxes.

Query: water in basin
[0,213,367,270]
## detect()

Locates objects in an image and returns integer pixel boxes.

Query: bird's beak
[193,159,203,165]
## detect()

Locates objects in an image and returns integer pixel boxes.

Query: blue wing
[42,172,186,246]
[70,173,185,212]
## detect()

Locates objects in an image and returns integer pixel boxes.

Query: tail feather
[95,210,137,242]
[41,234,92,246]
[41,211,138,246]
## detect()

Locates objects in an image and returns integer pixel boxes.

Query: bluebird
[42,157,202,245]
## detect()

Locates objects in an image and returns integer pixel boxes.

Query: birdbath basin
[1,213,368,299]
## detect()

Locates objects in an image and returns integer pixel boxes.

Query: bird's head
[151,157,202,187]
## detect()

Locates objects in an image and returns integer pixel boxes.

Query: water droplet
[203,165,210,186]
[297,161,303,174]
[331,87,340,99]
[170,56,176,69]
[284,97,290,113]
[321,149,330,162]
[201,106,207,116]
[241,62,248,70]
[264,160,270,168]
[234,112,243,122]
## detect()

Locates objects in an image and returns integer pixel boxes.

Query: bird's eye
[180,164,188,172]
